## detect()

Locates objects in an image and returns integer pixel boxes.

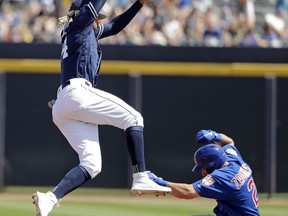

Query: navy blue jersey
[60,1,142,88]
[193,145,259,216]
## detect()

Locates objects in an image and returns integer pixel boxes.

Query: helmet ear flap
[205,162,217,174]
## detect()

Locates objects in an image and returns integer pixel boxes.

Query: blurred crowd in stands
[0,0,288,47]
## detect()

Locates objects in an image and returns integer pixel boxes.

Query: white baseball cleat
[32,191,58,216]
[131,171,171,196]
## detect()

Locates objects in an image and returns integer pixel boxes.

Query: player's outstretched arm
[100,0,146,38]
[167,182,200,199]
[148,172,199,199]
[214,133,234,146]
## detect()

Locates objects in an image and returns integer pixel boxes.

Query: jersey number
[62,38,68,59]
[248,179,259,207]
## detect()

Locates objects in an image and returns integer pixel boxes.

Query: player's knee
[80,158,102,179]
[127,112,144,129]
[90,167,102,179]
[81,164,101,179]
[136,114,144,127]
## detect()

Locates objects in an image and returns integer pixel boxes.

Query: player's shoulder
[70,6,96,31]
[222,144,241,157]
[214,162,239,174]
[209,163,241,185]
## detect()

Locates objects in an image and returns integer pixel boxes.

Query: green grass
[0,187,287,216]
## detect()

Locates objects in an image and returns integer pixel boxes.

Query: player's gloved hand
[195,129,222,144]
[147,171,168,187]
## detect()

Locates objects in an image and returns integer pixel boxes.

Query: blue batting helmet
[192,144,227,174]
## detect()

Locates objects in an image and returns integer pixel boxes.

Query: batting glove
[195,129,222,144]
[147,171,168,187]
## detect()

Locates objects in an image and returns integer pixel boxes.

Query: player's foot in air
[32,191,58,216]
[131,171,171,196]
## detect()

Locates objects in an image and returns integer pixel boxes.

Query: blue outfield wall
[1,43,288,192]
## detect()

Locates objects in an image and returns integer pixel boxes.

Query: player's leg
[67,86,171,195]
[57,83,146,172]
[51,120,102,198]
[124,125,171,195]
[33,112,101,215]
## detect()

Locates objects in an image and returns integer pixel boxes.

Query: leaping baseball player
[32,0,171,215]
[149,129,260,215]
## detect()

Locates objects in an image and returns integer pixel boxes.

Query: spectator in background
[0,3,23,42]
[237,0,256,27]
[265,9,286,36]
[148,2,168,45]
[192,0,213,13]
[276,0,288,12]
[0,0,61,43]
[281,21,288,46]
[184,8,206,46]
[219,5,233,32]
[202,9,223,47]
[260,22,282,47]
[29,0,61,43]
[238,24,261,47]
[0,0,287,47]
[162,15,186,46]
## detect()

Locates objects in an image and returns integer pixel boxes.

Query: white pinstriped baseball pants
[52,78,143,178]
